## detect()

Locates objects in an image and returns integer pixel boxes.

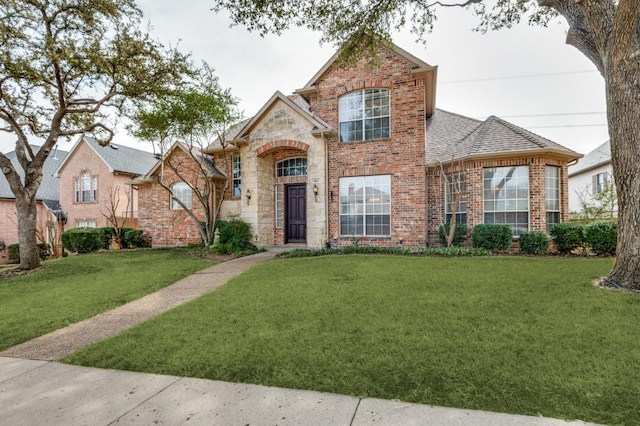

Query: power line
[525,124,608,129]
[439,70,598,85]
[473,111,606,120]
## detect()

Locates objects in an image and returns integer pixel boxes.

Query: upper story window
[76,219,96,228]
[276,157,307,177]
[74,170,97,203]
[483,166,529,236]
[232,154,242,198]
[339,89,390,142]
[170,182,192,210]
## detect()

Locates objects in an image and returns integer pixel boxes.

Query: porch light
[246,188,252,204]
[313,184,319,201]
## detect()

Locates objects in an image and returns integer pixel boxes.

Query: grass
[63,255,640,425]
[0,249,216,351]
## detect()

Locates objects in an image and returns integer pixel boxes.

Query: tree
[575,180,617,221]
[212,0,640,290]
[100,184,132,248]
[0,0,190,270]
[130,63,241,245]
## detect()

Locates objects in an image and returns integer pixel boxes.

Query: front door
[286,184,306,243]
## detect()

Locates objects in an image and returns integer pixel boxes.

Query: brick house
[54,136,157,230]
[0,147,68,263]
[137,42,581,248]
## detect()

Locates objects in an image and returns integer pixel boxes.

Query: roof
[206,92,333,152]
[55,136,158,177]
[0,146,69,203]
[134,141,226,184]
[568,140,611,176]
[426,109,582,165]
[204,118,252,152]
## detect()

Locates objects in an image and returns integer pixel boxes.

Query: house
[567,140,616,216]
[137,42,581,248]
[0,146,69,263]
[54,136,158,230]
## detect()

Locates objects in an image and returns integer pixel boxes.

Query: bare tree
[100,185,132,249]
[436,161,467,247]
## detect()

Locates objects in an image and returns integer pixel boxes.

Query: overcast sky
[2,1,609,156]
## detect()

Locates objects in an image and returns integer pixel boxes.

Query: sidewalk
[0,251,603,425]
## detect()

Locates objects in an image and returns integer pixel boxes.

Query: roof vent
[109,145,119,150]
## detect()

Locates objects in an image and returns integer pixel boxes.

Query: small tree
[130,63,241,245]
[435,161,467,247]
[574,180,617,221]
[99,185,132,249]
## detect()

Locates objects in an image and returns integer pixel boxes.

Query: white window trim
[339,175,391,237]
[338,88,390,142]
[171,182,192,210]
[483,166,530,236]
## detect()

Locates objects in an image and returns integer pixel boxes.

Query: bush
[215,218,256,253]
[97,227,115,249]
[123,229,149,248]
[549,223,585,254]
[276,246,492,258]
[519,231,550,255]
[471,224,513,251]
[584,221,617,256]
[7,243,50,262]
[61,228,104,253]
[438,223,467,247]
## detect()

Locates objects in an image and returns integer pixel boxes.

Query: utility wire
[439,70,598,84]
[525,124,608,129]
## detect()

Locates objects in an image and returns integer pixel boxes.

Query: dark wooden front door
[286,184,306,243]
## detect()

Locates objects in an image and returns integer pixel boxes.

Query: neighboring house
[0,146,69,263]
[54,136,158,230]
[137,42,581,248]
[567,140,615,215]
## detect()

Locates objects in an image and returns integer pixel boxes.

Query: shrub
[61,228,104,253]
[584,221,617,256]
[215,218,256,252]
[276,246,492,258]
[97,227,115,249]
[438,223,467,247]
[123,229,149,248]
[519,231,550,255]
[8,243,50,262]
[549,223,585,254]
[471,224,513,251]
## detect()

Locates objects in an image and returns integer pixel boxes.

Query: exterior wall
[309,46,427,246]
[59,141,138,229]
[568,163,614,214]
[426,156,570,245]
[238,101,328,248]
[138,149,213,246]
[0,200,62,263]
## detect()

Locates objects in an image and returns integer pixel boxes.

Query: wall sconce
[399,237,403,246]
[313,184,319,202]
[246,188,252,205]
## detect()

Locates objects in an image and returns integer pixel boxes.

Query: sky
[1,1,609,156]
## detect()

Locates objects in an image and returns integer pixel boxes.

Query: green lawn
[64,255,640,425]
[0,249,216,351]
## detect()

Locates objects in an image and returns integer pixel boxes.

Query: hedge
[472,224,513,251]
[7,243,49,263]
[519,231,550,254]
[584,221,617,256]
[549,223,584,254]
[61,228,103,253]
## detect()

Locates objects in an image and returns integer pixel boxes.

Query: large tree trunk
[15,193,42,270]
[604,22,640,290]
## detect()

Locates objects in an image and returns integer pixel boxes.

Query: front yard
[63,255,639,425]
[0,249,217,351]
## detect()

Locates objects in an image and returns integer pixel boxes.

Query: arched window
[339,88,390,142]
[276,157,307,177]
[171,182,192,210]
[74,170,97,203]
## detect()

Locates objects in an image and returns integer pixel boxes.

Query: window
[232,154,242,198]
[171,182,192,210]
[546,166,561,232]
[445,172,467,225]
[76,220,96,228]
[340,175,391,236]
[483,166,529,236]
[592,172,608,194]
[276,157,307,177]
[74,171,97,203]
[275,184,282,228]
[339,89,390,142]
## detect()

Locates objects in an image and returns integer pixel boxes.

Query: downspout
[324,133,330,247]
[425,163,429,247]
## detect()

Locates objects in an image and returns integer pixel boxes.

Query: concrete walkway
[0,251,603,425]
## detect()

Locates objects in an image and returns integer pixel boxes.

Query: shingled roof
[55,136,158,177]
[426,109,581,165]
[0,146,69,203]
[568,140,610,176]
